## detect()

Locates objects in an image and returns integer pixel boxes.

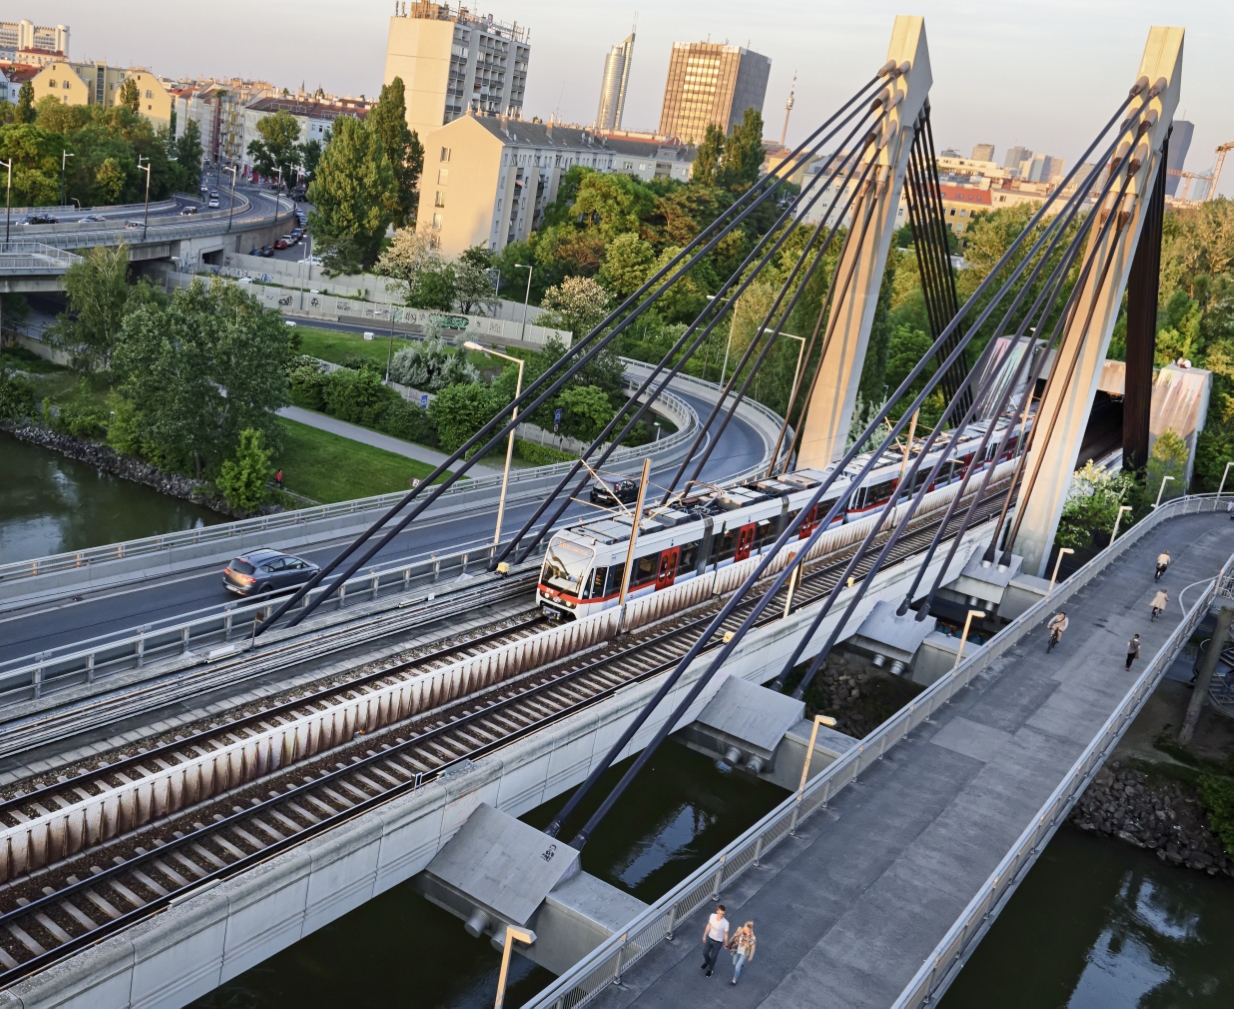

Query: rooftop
[400,1,528,43]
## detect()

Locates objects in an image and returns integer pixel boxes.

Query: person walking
[1126,634,1141,671]
[1047,611,1069,653]
[275,468,284,490]
[730,920,757,987]
[701,904,728,978]
[1151,589,1169,621]
[1155,551,1171,581]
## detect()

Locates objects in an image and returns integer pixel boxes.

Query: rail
[521,491,1224,1009]
[0,243,83,272]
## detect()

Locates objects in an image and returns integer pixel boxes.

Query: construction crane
[1177,141,1233,202]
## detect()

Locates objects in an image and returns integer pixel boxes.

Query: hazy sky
[41,0,1234,196]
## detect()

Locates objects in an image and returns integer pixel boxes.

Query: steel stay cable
[256,76,891,637]
[497,110,886,567]
[544,88,1148,844]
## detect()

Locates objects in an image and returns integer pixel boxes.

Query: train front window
[541,540,595,596]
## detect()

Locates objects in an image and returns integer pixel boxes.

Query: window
[434,191,445,207]
[437,169,449,184]
[431,212,443,229]
[440,146,451,162]
[49,79,57,87]
[145,89,152,99]
[631,553,659,588]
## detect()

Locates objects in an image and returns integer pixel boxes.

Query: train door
[656,547,680,590]
[735,523,756,561]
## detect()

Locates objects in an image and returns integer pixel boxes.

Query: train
[536,417,1024,620]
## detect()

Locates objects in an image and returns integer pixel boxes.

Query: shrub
[515,439,575,465]
[106,393,143,455]
[429,382,496,454]
[1198,774,1234,855]
[288,359,328,410]
[321,367,395,427]
[0,369,36,421]
[557,384,615,442]
[389,337,480,391]
[382,396,439,446]
[53,401,109,438]
[216,428,273,512]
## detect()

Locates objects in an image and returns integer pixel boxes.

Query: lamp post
[1109,504,1133,547]
[1,158,11,244]
[60,151,74,208]
[272,166,282,231]
[1049,547,1074,594]
[767,332,807,477]
[704,293,738,386]
[136,155,152,240]
[463,341,524,548]
[953,610,986,669]
[515,263,532,342]
[224,164,238,232]
[1153,474,1175,509]
[1217,461,1234,509]
[493,926,534,1009]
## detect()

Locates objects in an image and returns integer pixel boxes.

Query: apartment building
[596,31,635,131]
[971,143,995,162]
[384,2,530,140]
[29,61,173,130]
[0,19,68,63]
[173,79,277,165]
[241,95,370,177]
[419,114,693,257]
[658,41,770,144]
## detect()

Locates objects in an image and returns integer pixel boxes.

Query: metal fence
[521,491,1226,1009]
[0,242,83,273]
[0,540,544,708]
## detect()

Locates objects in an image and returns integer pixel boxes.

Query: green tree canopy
[367,77,424,228]
[247,109,302,183]
[306,115,396,274]
[46,245,143,370]
[429,382,496,454]
[174,118,204,177]
[119,78,140,113]
[538,275,612,339]
[14,81,35,124]
[216,428,274,511]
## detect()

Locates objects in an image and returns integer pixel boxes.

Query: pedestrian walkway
[597,510,1234,1009]
[277,405,497,471]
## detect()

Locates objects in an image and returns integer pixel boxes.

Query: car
[589,479,641,506]
[79,214,106,223]
[210,190,219,198]
[223,549,319,597]
[208,198,220,208]
[179,206,198,216]
[238,276,253,284]
[199,184,209,194]
[284,320,298,327]
[16,213,57,225]
[273,237,290,249]
[256,245,275,257]
[124,221,143,230]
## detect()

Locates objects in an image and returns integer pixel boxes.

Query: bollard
[136,634,145,669]
[612,932,628,985]
[338,583,346,609]
[86,651,95,684]
[433,555,439,582]
[182,627,190,654]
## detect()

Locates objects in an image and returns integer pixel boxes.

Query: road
[0,383,766,665]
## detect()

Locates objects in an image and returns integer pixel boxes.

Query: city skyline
[25,0,1234,197]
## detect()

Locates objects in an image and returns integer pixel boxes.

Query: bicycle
[1047,625,1063,653]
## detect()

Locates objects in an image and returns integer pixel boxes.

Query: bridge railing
[521,491,1226,1009]
[0,539,546,708]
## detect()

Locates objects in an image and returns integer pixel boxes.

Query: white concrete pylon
[796,15,933,469]
[1014,26,1184,575]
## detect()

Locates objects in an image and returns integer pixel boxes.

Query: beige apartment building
[173,79,277,165]
[0,19,68,63]
[658,41,770,144]
[419,114,694,257]
[384,2,530,141]
[29,61,172,130]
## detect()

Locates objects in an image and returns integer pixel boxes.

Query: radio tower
[779,71,797,147]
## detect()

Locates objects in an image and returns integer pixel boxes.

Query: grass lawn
[296,326,497,374]
[275,416,443,503]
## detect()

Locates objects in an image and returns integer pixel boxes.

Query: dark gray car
[223,549,319,597]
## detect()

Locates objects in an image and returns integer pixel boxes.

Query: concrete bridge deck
[585,509,1232,1009]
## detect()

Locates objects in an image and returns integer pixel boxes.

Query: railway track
[0,484,1008,986]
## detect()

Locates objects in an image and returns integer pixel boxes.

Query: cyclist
[1047,611,1069,652]
[1151,588,1169,621]
[1155,551,1171,581]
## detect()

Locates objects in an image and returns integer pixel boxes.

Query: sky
[37,0,1234,196]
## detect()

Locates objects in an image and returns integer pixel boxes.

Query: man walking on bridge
[701,904,729,977]
[1126,634,1142,671]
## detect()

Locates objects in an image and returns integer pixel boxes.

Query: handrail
[520,491,1222,1009]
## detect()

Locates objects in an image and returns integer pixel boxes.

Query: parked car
[208,198,220,208]
[256,245,275,257]
[238,276,253,284]
[223,549,319,597]
[589,479,640,506]
[179,206,198,216]
[273,237,290,249]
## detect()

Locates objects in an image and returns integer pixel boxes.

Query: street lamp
[1049,547,1074,594]
[767,332,806,476]
[514,263,532,342]
[705,293,739,386]
[0,158,11,244]
[224,165,238,232]
[1217,460,1234,509]
[953,609,986,670]
[1109,504,1133,546]
[463,341,524,548]
[1153,474,1175,509]
[493,925,534,1009]
[60,151,74,208]
[137,155,152,240]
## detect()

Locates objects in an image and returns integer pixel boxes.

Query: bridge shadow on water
[940,824,1234,1009]
[186,742,785,1009]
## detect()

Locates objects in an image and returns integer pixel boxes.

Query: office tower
[971,143,995,162]
[657,41,771,144]
[1165,119,1194,197]
[384,2,530,140]
[1004,145,1032,175]
[596,31,635,131]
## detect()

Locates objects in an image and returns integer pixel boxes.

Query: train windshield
[541,539,594,596]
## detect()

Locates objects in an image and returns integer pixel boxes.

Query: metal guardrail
[0,242,84,273]
[521,491,1223,1009]
[0,540,545,708]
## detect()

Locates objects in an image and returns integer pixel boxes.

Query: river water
[0,432,221,565]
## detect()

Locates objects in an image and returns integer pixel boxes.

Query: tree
[247,109,302,184]
[46,245,133,370]
[15,81,35,125]
[175,118,203,178]
[599,232,655,298]
[453,250,497,315]
[1147,428,1190,502]
[693,124,725,186]
[722,108,765,190]
[119,78,140,114]
[306,115,396,274]
[572,172,655,243]
[1055,461,1134,549]
[429,382,496,453]
[538,276,613,339]
[374,227,437,304]
[389,337,479,391]
[216,428,273,511]
[557,384,615,442]
[367,77,424,228]
[298,137,324,181]
[0,123,62,204]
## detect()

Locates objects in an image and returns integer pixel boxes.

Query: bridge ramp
[593,511,1233,1008]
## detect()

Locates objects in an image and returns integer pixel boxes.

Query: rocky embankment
[1,422,274,520]
[1070,763,1232,877]
[803,651,925,739]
